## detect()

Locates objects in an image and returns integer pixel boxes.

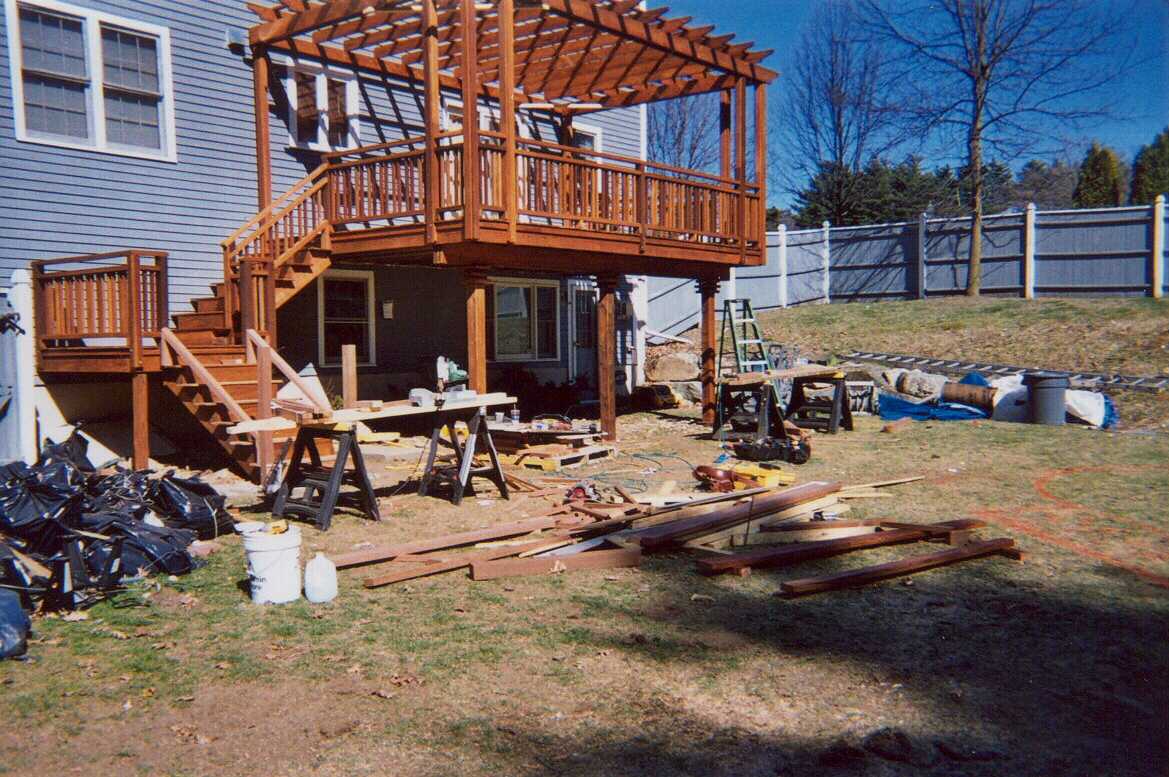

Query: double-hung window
[6,0,176,160]
[317,270,376,367]
[279,58,359,152]
[488,279,559,362]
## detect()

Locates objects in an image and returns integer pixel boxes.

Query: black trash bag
[732,436,811,465]
[37,429,96,474]
[77,513,195,577]
[85,469,154,523]
[153,474,233,540]
[0,589,30,659]
[40,533,125,611]
[0,539,48,610]
[0,461,81,555]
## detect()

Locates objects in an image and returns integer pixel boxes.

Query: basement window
[487,278,559,362]
[7,0,177,161]
[317,270,376,367]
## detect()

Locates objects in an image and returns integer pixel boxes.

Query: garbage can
[1022,372,1069,425]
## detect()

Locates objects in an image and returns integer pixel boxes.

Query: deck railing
[30,250,168,370]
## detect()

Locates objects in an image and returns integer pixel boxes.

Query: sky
[661,0,1169,204]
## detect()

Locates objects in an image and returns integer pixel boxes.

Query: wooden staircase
[160,166,335,481]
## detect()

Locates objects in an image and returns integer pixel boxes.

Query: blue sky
[664,0,1169,191]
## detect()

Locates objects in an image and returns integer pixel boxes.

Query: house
[0,0,774,480]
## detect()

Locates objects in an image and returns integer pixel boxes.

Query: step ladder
[717,298,775,377]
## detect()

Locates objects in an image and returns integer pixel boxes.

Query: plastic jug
[304,552,338,603]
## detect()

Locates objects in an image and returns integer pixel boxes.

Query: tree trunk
[967,138,983,296]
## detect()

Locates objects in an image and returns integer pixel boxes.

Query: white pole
[1152,194,1165,299]
[630,274,648,387]
[1023,202,1036,299]
[777,225,789,308]
[821,220,831,303]
[917,212,928,299]
[727,266,738,302]
[10,270,38,463]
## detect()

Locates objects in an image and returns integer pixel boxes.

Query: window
[487,279,559,362]
[6,0,176,160]
[317,271,376,367]
[279,58,359,151]
[567,123,601,152]
[442,98,501,132]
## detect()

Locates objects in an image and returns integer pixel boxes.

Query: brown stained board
[363,539,553,588]
[470,548,642,581]
[777,538,1020,598]
[635,481,842,551]
[697,519,987,575]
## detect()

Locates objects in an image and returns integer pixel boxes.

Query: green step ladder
[717,298,775,377]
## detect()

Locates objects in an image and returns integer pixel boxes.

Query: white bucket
[242,526,302,605]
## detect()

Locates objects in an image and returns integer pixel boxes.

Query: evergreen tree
[1073,142,1126,207]
[1130,128,1169,205]
[1012,159,1078,209]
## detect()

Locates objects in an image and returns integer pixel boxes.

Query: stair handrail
[220,164,328,254]
[245,329,331,413]
[159,328,253,425]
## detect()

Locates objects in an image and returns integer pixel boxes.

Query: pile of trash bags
[0,432,233,659]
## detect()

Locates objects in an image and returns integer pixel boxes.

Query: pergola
[244,0,778,438]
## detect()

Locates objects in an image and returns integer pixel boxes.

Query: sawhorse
[418,405,510,506]
[272,425,380,531]
[786,373,854,433]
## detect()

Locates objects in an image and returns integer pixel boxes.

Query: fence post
[1153,194,1165,299]
[1023,202,1036,299]
[821,221,831,303]
[777,224,788,308]
[916,212,927,299]
[9,270,38,464]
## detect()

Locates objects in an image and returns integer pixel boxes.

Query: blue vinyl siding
[1,0,645,329]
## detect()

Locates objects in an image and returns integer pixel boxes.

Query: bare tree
[780,0,903,202]
[647,92,721,173]
[862,0,1130,295]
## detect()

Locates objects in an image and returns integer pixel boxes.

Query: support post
[734,77,747,263]
[499,0,517,243]
[239,260,255,336]
[460,0,480,240]
[754,82,767,264]
[131,371,149,470]
[597,274,618,441]
[917,212,928,300]
[342,344,358,409]
[10,270,38,464]
[252,48,272,209]
[256,342,274,483]
[465,270,488,394]
[422,0,441,244]
[1023,202,1036,299]
[777,224,788,308]
[719,89,732,177]
[821,221,831,303]
[263,267,277,345]
[699,278,719,426]
[1152,194,1165,299]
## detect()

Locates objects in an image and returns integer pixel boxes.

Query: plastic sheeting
[878,393,988,422]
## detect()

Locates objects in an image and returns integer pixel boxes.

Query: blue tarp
[878,392,988,422]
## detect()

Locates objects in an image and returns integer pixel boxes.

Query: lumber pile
[491,423,615,471]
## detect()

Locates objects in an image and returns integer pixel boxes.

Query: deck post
[460,0,480,240]
[465,270,489,394]
[255,342,274,483]
[499,0,517,243]
[699,278,719,426]
[735,77,747,263]
[422,0,441,245]
[131,371,150,470]
[252,47,272,210]
[720,90,732,177]
[239,260,256,336]
[597,274,618,441]
[754,82,767,264]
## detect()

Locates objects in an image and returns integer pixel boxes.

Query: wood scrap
[697,519,986,576]
[363,538,552,587]
[776,537,1020,597]
[470,548,642,581]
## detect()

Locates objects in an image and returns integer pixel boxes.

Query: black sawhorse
[786,373,854,434]
[418,405,509,506]
[713,379,787,442]
[272,425,380,531]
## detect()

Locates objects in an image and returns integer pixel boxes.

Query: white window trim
[569,121,603,152]
[441,96,500,132]
[272,53,361,152]
[4,0,177,162]
[489,276,561,363]
[317,269,377,368]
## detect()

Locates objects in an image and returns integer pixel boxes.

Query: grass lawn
[2,298,1167,776]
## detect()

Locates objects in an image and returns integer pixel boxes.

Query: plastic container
[304,552,338,604]
[242,525,302,604]
[1022,372,1070,426]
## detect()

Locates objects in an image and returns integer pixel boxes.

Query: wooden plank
[470,548,641,580]
[700,519,989,576]
[332,515,563,568]
[755,496,843,528]
[363,539,553,587]
[777,538,1019,598]
[597,275,618,441]
[341,344,358,408]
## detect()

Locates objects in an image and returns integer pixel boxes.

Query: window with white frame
[279,57,359,152]
[441,97,501,133]
[317,270,376,367]
[567,122,601,152]
[488,279,559,362]
[5,0,176,160]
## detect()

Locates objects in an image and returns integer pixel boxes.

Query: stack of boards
[491,425,615,471]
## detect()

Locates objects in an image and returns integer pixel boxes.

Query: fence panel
[922,213,1024,296]
[1034,208,1151,295]
[786,229,827,305]
[830,222,916,300]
